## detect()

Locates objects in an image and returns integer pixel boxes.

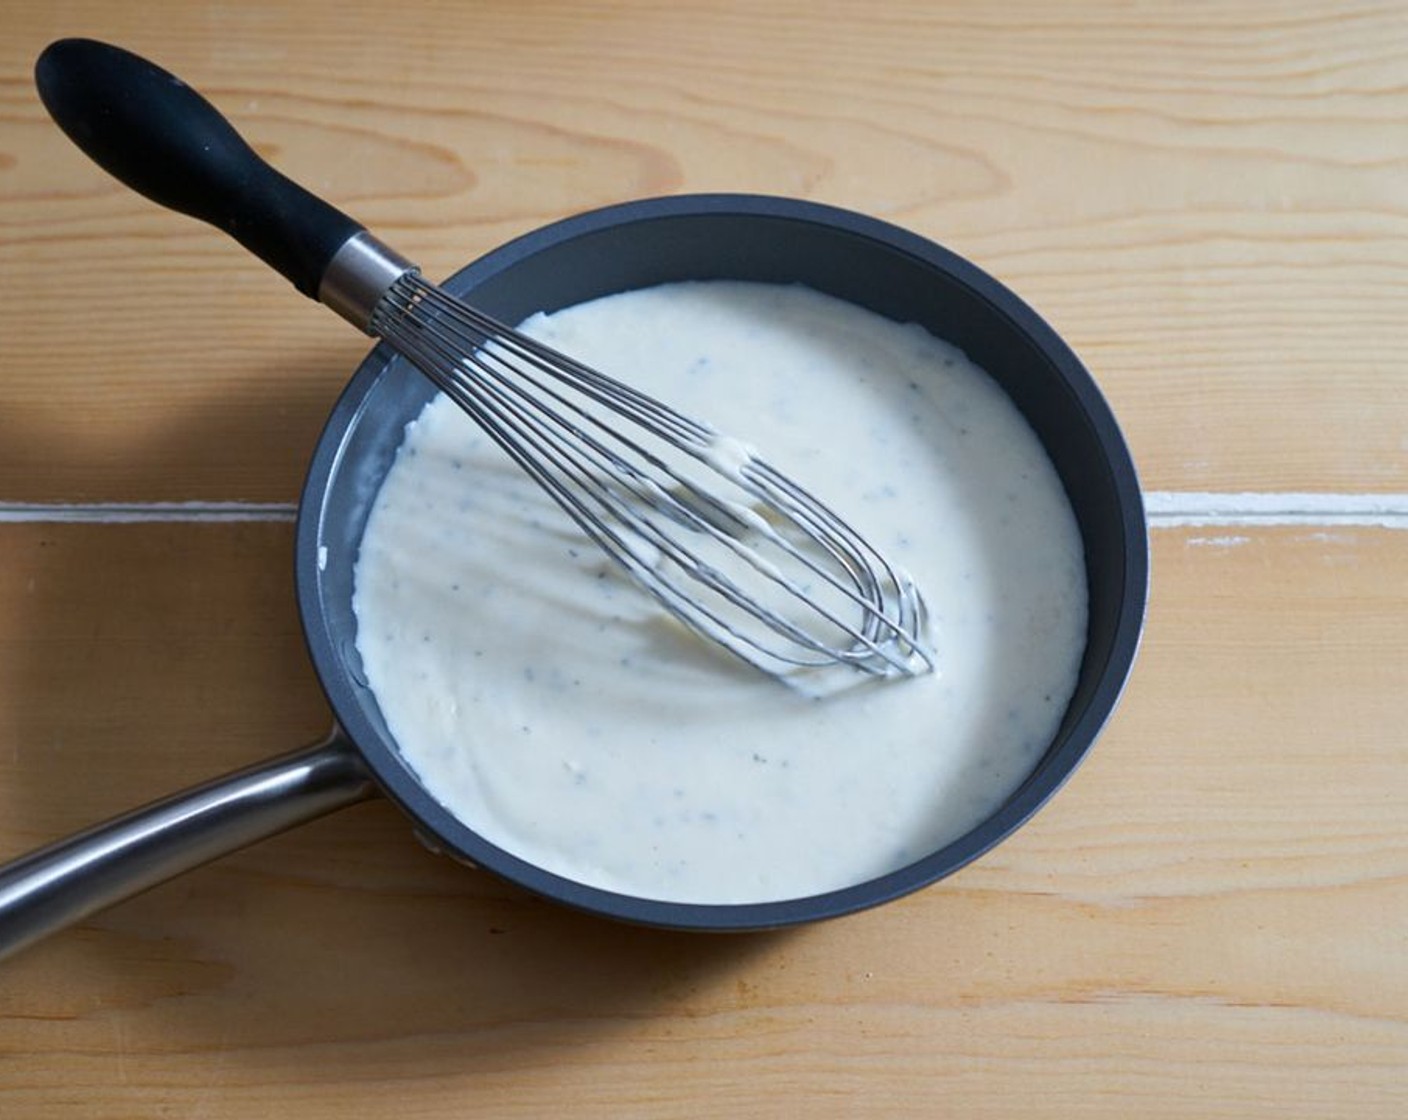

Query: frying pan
[0,46,1147,960]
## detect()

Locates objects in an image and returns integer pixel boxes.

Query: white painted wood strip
[0,502,299,524]
[1144,492,1408,529]
[0,493,1405,526]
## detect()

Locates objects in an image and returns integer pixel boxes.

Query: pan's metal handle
[0,732,376,962]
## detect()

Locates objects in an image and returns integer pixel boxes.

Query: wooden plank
[1,2,1406,501]
[0,521,1405,1117]
[0,521,330,838]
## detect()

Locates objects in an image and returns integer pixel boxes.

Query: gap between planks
[0,494,1406,527]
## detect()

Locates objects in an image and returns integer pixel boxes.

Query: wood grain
[2,1,1407,500]
[1,522,1405,1117]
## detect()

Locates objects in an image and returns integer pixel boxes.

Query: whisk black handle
[35,38,363,300]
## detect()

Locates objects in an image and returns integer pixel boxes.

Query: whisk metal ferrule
[318,231,418,333]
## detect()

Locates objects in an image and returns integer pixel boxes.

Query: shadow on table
[0,349,796,1078]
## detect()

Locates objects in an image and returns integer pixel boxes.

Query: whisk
[36,39,934,680]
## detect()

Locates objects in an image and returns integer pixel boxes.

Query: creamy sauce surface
[352,282,1087,904]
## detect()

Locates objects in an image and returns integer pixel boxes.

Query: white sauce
[352,282,1087,904]
[699,432,757,480]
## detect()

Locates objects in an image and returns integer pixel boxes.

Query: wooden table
[2,3,1405,1116]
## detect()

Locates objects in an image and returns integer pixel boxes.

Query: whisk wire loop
[371,272,934,680]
